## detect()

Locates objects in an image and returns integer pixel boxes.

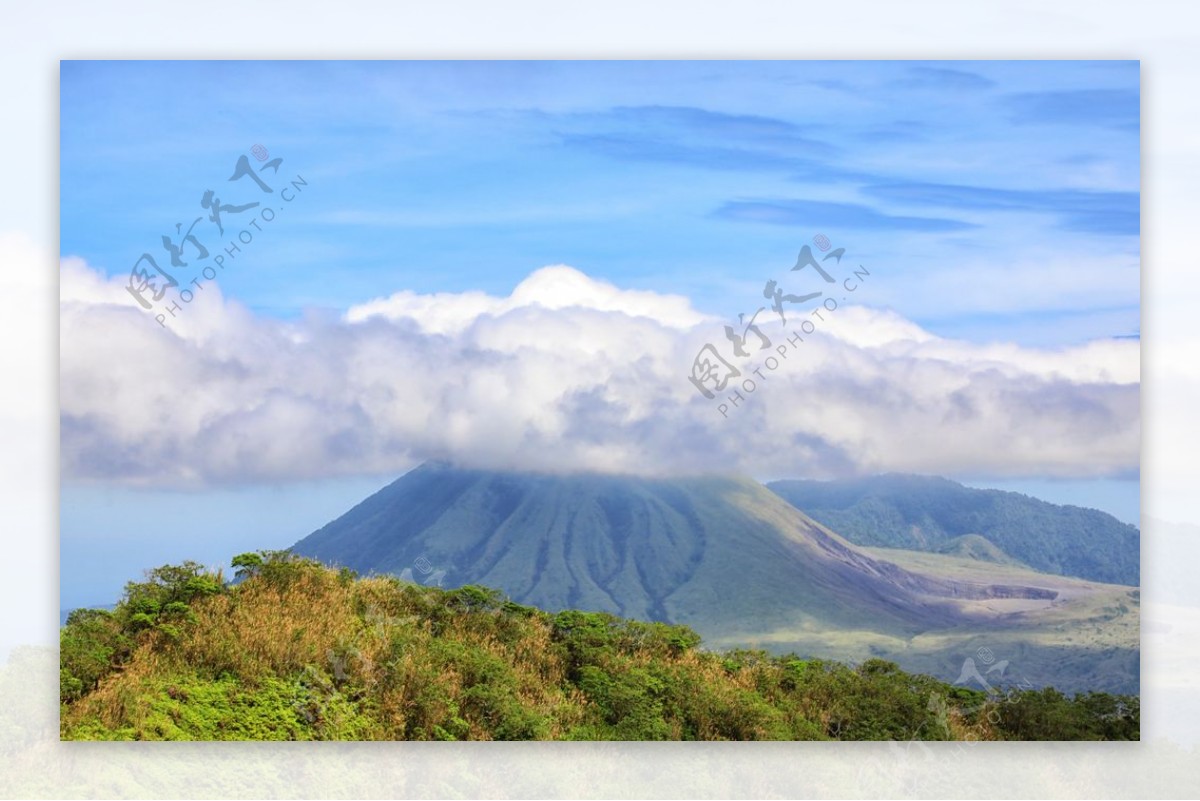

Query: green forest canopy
[60,552,1139,741]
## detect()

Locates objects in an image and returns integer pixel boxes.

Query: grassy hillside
[767,474,1139,585]
[60,553,1138,741]
[288,464,1138,695]
[714,544,1140,696]
[934,534,1028,566]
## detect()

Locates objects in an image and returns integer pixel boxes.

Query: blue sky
[59,61,1141,609]
[61,60,1139,341]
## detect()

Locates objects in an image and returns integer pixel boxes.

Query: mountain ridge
[290,463,1138,693]
[767,473,1138,585]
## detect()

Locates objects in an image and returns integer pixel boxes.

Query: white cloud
[345,264,709,332]
[59,255,1139,487]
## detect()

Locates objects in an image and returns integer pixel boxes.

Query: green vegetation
[60,553,1139,741]
[282,465,1139,696]
[768,474,1139,585]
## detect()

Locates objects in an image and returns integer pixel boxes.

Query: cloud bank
[59,256,1138,488]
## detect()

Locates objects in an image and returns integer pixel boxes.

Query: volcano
[291,462,1138,693]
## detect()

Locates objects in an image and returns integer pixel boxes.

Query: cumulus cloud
[345,265,708,332]
[59,255,1139,488]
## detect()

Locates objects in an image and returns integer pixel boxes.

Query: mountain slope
[767,474,1139,585]
[293,463,984,638]
[935,534,1027,567]
[291,463,1138,693]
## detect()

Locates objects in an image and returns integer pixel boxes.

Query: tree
[231,552,265,581]
[118,561,223,632]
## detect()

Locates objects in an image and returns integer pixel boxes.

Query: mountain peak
[291,465,1138,693]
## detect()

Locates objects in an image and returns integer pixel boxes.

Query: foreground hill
[290,463,1139,694]
[59,555,1138,741]
[767,474,1139,586]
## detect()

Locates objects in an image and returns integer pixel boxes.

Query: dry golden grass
[62,560,1135,741]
